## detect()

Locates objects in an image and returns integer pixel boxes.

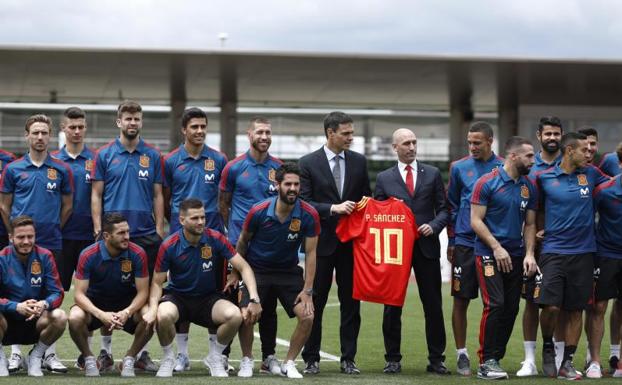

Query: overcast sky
[2,0,621,59]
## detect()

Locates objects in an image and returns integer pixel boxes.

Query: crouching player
[68,213,153,377]
[144,198,262,377]
[236,163,319,378]
[0,215,67,377]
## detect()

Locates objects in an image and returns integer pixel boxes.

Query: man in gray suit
[375,128,450,374]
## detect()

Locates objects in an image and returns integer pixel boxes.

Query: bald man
[374,128,450,374]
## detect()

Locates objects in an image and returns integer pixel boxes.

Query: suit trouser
[475,255,522,363]
[382,244,447,363]
[302,243,360,363]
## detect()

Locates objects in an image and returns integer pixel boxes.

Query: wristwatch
[249,297,261,305]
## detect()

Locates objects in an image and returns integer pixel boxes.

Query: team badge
[139,155,150,168]
[577,174,588,186]
[47,168,57,180]
[289,219,301,232]
[204,159,215,171]
[85,160,94,172]
[453,278,460,292]
[520,185,529,199]
[268,169,276,182]
[484,264,495,277]
[201,246,212,259]
[121,260,132,273]
[31,261,41,275]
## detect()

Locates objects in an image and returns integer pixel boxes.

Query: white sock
[162,343,174,360]
[210,340,228,357]
[101,336,112,354]
[523,341,536,363]
[45,342,56,357]
[611,344,621,359]
[32,342,49,359]
[208,334,217,353]
[87,336,93,351]
[586,346,592,363]
[554,341,565,370]
[456,348,468,360]
[176,333,189,356]
[11,345,21,355]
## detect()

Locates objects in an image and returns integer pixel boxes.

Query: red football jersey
[336,196,418,306]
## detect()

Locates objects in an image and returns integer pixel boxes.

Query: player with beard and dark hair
[91,100,165,372]
[236,163,320,378]
[470,136,538,379]
[218,116,282,376]
[516,116,563,377]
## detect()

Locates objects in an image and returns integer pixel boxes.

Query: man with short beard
[517,116,563,377]
[236,163,319,378]
[91,100,165,371]
[218,116,282,376]
[470,137,538,379]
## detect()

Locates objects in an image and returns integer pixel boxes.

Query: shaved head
[392,128,415,144]
[392,128,417,164]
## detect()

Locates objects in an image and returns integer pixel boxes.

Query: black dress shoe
[340,360,361,374]
[303,361,320,374]
[426,361,451,375]
[383,361,402,374]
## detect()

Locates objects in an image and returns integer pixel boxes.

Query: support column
[448,63,473,161]
[220,57,238,159]
[169,57,186,150]
[497,63,519,151]
[362,116,372,157]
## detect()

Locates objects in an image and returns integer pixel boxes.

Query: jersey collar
[114,137,147,154]
[535,152,562,168]
[58,145,92,160]
[24,153,57,168]
[265,196,302,222]
[178,229,210,251]
[98,240,128,261]
[179,144,211,160]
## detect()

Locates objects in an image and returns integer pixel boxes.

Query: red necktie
[405,165,414,195]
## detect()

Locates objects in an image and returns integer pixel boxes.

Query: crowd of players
[0,101,621,380]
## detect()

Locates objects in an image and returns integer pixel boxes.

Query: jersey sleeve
[243,204,262,233]
[593,165,611,186]
[163,157,174,189]
[336,204,366,243]
[153,152,164,184]
[301,203,321,238]
[599,154,619,177]
[446,163,462,244]
[470,176,491,206]
[92,151,106,181]
[219,162,236,193]
[42,253,64,310]
[212,231,236,261]
[60,164,74,194]
[133,247,149,278]
[0,165,15,193]
[154,243,171,273]
[74,250,92,280]
[527,178,538,211]
[0,262,17,313]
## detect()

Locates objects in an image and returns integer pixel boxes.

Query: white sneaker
[238,356,254,378]
[0,350,8,377]
[516,360,538,377]
[84,356,99,377]
[174,353,190,372]
[204,354,228,377]
[586,362,602,379]
[261,354,282,375]
[120,356,135,377]
[27,352,44,377]
[7,353,23,373]
[43,353,68,373]
[156,356,175,378]
[281,360,303,379]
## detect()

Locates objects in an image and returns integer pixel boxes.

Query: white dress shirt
[323,145,345,194]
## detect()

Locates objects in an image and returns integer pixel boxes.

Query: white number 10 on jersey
[369,227,403,265]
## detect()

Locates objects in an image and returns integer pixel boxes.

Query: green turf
[1,283,608,384]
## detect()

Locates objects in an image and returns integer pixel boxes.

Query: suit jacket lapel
[391,164,412,199]
[413,164,425,197]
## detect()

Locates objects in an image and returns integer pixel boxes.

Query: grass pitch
[1,283,605,384]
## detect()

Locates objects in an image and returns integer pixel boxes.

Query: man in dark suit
[375,128,450,374]
[299,111,371,375]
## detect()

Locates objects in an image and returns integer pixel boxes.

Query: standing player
[0,114,73,373]
[163,107,227,371]
[0,148,16,249]
[0,216,67,377]
[236,163,319,378]
[299,111,371,375]
[587,161,622,378]
[68,213,152,377]
[91,100,164,371]
[144,198,262,378]
[517,116,563,377]
[218,116,282,375]
[535,132,609,379]
[446,121,503,375]
[470,136,538,379]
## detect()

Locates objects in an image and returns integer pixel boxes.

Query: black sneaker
[610,355,620,376]
[340,360,361,375]
[383,361,401,374]
[558,360,582,380]
[477,359,508,380]
[303,361,319,375]
[542,346,556,378]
